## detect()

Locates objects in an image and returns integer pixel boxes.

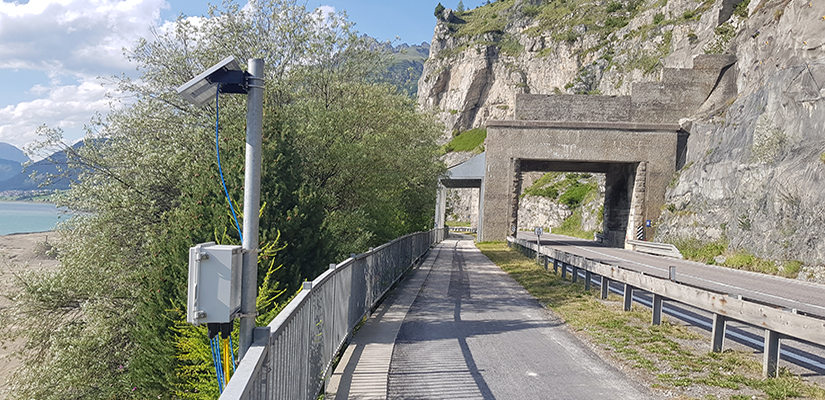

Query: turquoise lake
[0,201,70,235]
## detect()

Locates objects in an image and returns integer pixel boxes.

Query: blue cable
[215,84,244,242]
[210,336,224,393]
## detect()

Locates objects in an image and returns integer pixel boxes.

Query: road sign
[534,227,543,236]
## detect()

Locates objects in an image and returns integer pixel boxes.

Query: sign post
[534,227,543,263]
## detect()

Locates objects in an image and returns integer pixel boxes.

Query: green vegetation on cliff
[441,127,487,154]
[522,172,601,239]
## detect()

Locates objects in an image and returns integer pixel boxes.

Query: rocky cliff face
[656,1,825,269]
[421,0,825,273]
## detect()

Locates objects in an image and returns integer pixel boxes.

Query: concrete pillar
[508,158,522,237]
[763,330,781,377]
[601,276,610,299]
[603,164,636,248]
[628,162,648,243]
[623,284,633,311]
[435,183,447,230]
[711,314,727,353]
[477,182,485,240]
[652,294,663,325]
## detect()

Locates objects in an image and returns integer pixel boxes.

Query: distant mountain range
[0,142,29,164]
[0,142,81,192]
[362,36,430,98]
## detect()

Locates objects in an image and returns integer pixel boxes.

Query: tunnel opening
[514,159,645,248]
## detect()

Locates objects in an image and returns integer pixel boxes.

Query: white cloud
[0,0,169,78]
[0,0,168,149]
[0,79,124,150]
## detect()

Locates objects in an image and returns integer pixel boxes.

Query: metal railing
[508,236,825,377]
[448,226,477,233]
[625,239,683,259]
[221,228,447,400]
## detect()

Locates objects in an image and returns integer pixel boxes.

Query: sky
[0,0,485,153]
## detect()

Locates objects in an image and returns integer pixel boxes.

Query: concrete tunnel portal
[436,54,738,248]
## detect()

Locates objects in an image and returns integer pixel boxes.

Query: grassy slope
[477,241,825,400]
[442,128,487,154]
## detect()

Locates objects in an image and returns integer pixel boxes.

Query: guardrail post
[711,314,727,353]
[652,294,663,325]
[572,266,578,283]
[543,256,548,271]
[553,259,559,274]
[561,263,567,279]
[601,276,610,299]
[623,284,633,311]
[763,330,781,377]
[584,270,592,291]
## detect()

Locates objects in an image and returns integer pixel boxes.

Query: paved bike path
[330,234,652,399]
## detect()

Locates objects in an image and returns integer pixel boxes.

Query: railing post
[652,294,663,325]
[763,330,781,377]
[572,266,578,283]
[600,276,610,299]
[585,270,592,291]
[711,313,727,353]
[623,284,633,311]
[561,263,567,279]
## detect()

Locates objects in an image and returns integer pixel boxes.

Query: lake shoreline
[0,201,68,236]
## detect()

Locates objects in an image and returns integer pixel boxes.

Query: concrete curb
[325,242,446,399]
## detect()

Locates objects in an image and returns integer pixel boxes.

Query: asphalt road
[520,232,825,318]
[386,236,654,400]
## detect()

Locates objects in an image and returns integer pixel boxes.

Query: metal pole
[239,58,264,361]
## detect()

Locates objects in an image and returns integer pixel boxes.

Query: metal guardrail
[626,239,683,259]
[221,228,447,400]
[508,236,825,377]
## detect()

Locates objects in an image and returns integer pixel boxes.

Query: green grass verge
[668,238,803,279]
[475,241,825,400]
[446,220,471,227]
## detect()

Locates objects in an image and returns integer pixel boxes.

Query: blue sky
[0,0,482,151]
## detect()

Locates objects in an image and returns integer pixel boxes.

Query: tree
[457,0,466,13]
[0,0,445,398]
[435,2,446,18]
